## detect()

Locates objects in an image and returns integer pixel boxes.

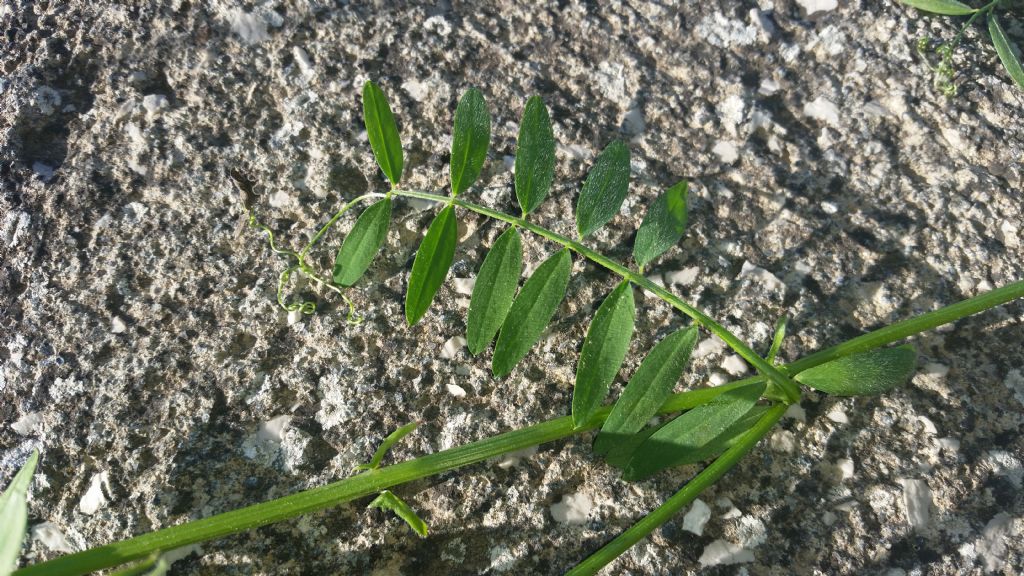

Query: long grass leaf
[333,197,392,287]
[362,81,404,185]
[492,249,572,377]
[405,205,458,325]
[466,227,523,355]
[515,97,556,215]
[450,88,491,196]
[794,345,917,396]
[572,280,635,427]
[593,326,698,454]
[1,450,37,576]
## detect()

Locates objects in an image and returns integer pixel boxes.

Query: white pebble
[900,478,932,530]
[683,499,712,535]
[550,493,592,524]
[79,473,109,516]
[722,354,748,376]
[664,267,699,286]
[31,522,76,553]
[712,141,739,164]
[826,406,849,424]
[803,96,840,127]
[446,383,467,398]
[453,277,476,296]
[111,316,127,334]
[257,415,292,443]
[797,0,838,16]
[440,336,467,360]
[699,539,755,567]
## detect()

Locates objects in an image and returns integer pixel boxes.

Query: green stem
[392,188,802,404]
[298,193,383,262]
[566,403,787,576]
[17,280,1024,575]
[14,387,714,576]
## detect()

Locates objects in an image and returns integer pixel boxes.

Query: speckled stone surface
[2,1,1023,574]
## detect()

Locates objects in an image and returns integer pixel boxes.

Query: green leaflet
[898,0,975,15]
[492,249,572,377]
[406,205,458,326]
[622,382,766,481]
[363,80,404,185]
[466,227,523,356]
[575,140,631,238]
[333,197,392,287]
[450,88,491,196]
[593,326,698,454]
[572,280,636,428]
[766,315,788,364]
[603,422,664,469]
[368,490,429,538]
[355,422,419,471]
[632,181,689,269]
[515,96,556,215]
[989,14,1024,89]
[1,450,37,576]
[794,345,917,396]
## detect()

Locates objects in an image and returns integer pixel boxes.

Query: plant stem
[566,403,787,575]
[391,188,803,404]
[14,387,716,576]
[17,279,1023,575]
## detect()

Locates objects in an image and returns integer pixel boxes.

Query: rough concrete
[2,1,1023,574]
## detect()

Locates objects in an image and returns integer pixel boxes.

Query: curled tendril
[244,203,367,323]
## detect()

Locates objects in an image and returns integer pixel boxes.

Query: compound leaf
[333,197,392,287]
[622,382,766,481]
[898,0,976,15]
[633,181,689,269]
[572,280,635,428]
[515,96,556,215]
[368,490,428,538]
[989,13,1024,89]
[363,80,404,185]
[406,205,458,326]
[594,326,698,454]
[356,422,418,471]
[794,345,917,396]
[467,227,523,356]
[450,88,491,196]
[1,450,37,576]
[576,140,631,237]
[492,249,572,377]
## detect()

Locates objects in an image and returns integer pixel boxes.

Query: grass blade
[492,249,572,377]
[355,422,419,472]
[363,80,404,185]
[332,197,392,287]
[1,450,37,576]
[572,280,635,428]
[794,344,917,396]
[367,491,428,537]
[632,181,688,270]
[405,205,458,326]
[594,326,698,454]
[450,88,491,196]
[988,13,1024,89]
[898,0,976,15]
[515,96,556,215]
[622,382,766,481]
[575,140,630,238]
[466,227,523,355]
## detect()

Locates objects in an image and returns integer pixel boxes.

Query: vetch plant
[901,0,1024,94]
[10,82,1024,575]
